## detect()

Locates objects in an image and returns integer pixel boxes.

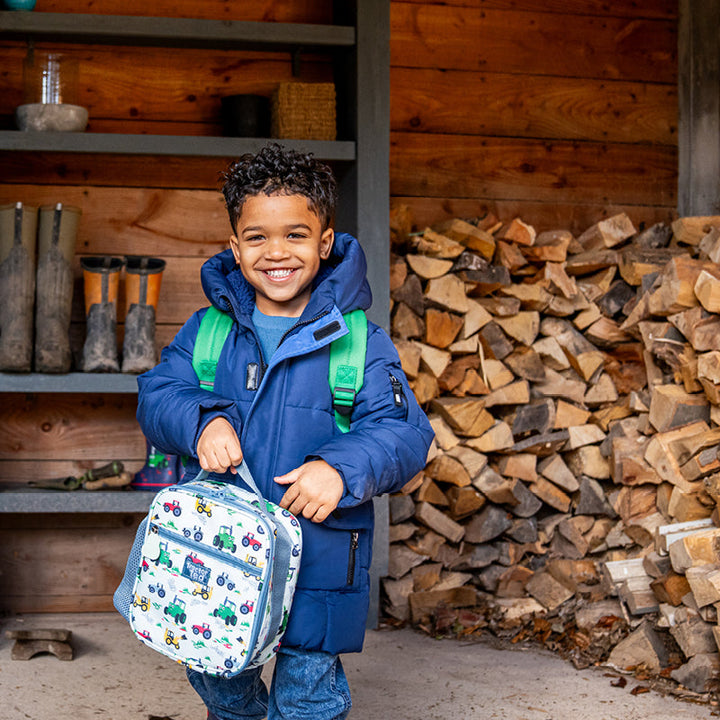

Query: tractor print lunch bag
[113,461,302,677]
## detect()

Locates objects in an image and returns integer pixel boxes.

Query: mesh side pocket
[113,516,148,623]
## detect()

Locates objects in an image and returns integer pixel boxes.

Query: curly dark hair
[221,143,338,233]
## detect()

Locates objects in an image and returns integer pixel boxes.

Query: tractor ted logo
[182,552,211,586]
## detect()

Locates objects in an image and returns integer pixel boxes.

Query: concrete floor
[1,612,715,720]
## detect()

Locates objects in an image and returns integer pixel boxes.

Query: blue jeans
[187,647,352,720]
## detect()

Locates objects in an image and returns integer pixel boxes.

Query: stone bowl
[15,103,89,132]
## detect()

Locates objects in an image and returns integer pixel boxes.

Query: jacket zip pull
[347,530,359,585]
[389,374,404,407]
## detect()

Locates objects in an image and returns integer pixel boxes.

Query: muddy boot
[80,256,123,372]
[121,256,165,374]
[0,202,38,372]
[34,203,80,373]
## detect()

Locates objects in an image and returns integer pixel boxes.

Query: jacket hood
[200,232,373,322]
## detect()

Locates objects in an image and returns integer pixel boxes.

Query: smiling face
[229,193,334,317]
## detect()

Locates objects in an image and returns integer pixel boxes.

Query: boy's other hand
[197,417,243,474]
[275,460,344,523]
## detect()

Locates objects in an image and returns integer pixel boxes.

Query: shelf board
[0,489,154,513]
[0,372,139,393]
[0,11,355,50]
[0,131,356,160]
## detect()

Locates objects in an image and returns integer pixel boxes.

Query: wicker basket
[271,82,336,141]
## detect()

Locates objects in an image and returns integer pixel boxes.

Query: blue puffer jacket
[136,232,434,655]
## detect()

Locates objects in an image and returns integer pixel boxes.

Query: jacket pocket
[347,530,359,585]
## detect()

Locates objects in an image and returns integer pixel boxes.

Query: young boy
[136,143,434,720]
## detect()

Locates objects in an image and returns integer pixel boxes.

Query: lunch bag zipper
[347,530,359,585]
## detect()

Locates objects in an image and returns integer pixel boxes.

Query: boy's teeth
[266,269,293,278]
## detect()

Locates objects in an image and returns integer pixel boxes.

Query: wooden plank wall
[390,0,678,233]
[0,0,678,612]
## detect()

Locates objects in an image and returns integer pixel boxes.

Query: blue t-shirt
[251,306,296,361]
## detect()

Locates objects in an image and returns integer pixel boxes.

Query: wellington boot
[81,256,123,372]
[0,203,37,372]
[131,437,180,490]
[34,203,80,373]
[121,256,165,374]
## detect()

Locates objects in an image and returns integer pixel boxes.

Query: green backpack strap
[193,306,234,391]
[329,309,368,433]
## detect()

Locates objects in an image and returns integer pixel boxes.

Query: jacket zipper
[389,374,405,407]
[152,523,262,578]
[347,530,359,585]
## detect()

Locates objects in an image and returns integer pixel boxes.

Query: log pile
[385,207,720,698]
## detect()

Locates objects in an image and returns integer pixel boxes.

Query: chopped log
[603,558,647,588]
[669,528,720,573]
[521,230,571,263]
[389,494,416,524]
[671,216,720,246]
[409,371,440,405]
[565,249,620,276]
[483,380,530,408]
[534,368,587,404]
[553,400,591,429]
[425,453,471,488]
[670,653,720,693]
[435,218,496,260]
[553,517,589,560]
[499,217,536,246]
[483,359,514,390]
[564,445,611,480]
[610,435,657,486]
[499,283,552,312]
[650,572,692,606]
[472,466,520,505]
[463,504,512,543]
[424,308,464,349]
[565,424,606,450]
[507,429,570,456]
[408,529,446,558]
[505,516,538,544]
[648,256,720,316]
[528,476,571,512]
[504,347,546,382]
[668,485,713,522]
[414,228,465,259]
[425,274,470,314]
[392,273,425,316]
[405,253,454,280]
[495,240,528,272]
[408,587,477,624]
[446,486,486,520]
[685,564,720,607]
[512,399,555,438]
[497,452,537,482]
[446,445,488,479]
[694,270,720,313]
[430,397,494,437]
[400,471,425,496]
[449,335,479,355]
[668,306,720,353]
[577,213,636,251]
[389,522,416,543]
[388,544,428,579]
[681,447,720,482]
[416,341,452,378]
[699,226,720,261]
[412,562,443,592]
[463,299,493,338]
[670,618,717,658]
[463,266,512,296]
[390,256,407,292]
[618,576,659,615]
[576,476,615,516]
[439,355,482,393]
[584,373,619,407]
[619,246,684,286]
[469,421,514,453]
[394,340,422,379]
[414,501,465,544]
[645,421,710,494]
[538,454,580,493]
[478,322,514,360]
[382,575,413,621]
[496,566,535,598]
[416,476,450,506]
[698,351,720,402]
[532,336,571,370]
[643,551,672,578]
[525,572,574,611]
[495,312,540,346]
[649,384,710,433]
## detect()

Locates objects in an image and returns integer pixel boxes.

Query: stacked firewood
[385,207,720,696]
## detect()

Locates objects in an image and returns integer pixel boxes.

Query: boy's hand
[275,460,344,523]
[197,417,243,474]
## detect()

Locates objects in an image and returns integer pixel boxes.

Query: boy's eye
[245,234,264,243]
[288,232,306,240]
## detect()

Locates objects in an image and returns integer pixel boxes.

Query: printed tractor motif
[216,571,235,591]
[164,628,183,649]
[240,600,254,615]
[192,582,213,600]
[148,583,166,598]
[133,594,149,612]
[183,525,204,542]
[214,598,238,626]
[213,525,237,552]
[195,496,213,517]
[163,499,182,516]
[192,622,212,640]
[242,532,262,551]
[155,542,173,568]
[165,596,187,625]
